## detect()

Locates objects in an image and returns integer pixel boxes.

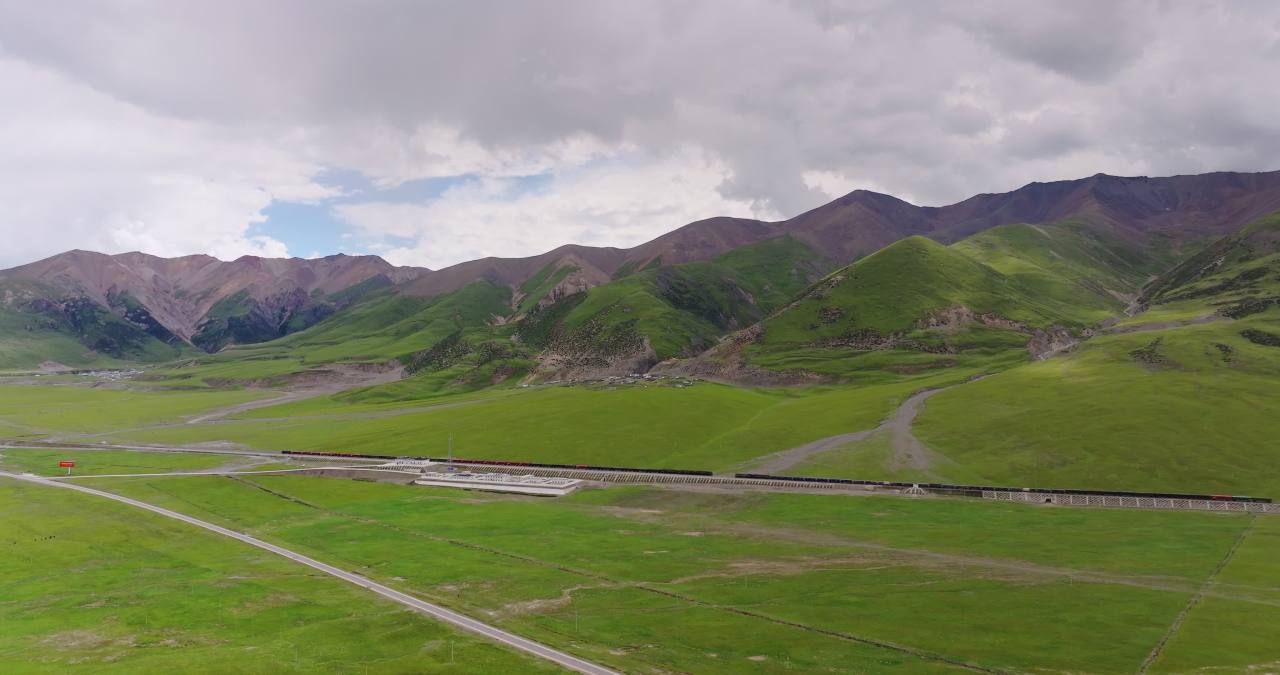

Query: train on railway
[280,450,713,476]
[733,473,1272,503]
[278,451,1268,503]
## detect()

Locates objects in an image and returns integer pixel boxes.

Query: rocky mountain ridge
[3,169,1280,362]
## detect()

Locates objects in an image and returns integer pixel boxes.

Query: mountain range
[4,169,1280,381]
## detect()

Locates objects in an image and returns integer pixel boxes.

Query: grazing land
[20,472,1267,674]
[0,477,554,673]
[3,184,1280,673]
[0,384,268,437]
[0,447,258,477]
[46,378,954,471]
[915,309,1280,497]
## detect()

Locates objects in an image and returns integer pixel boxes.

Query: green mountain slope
[953,222,1153,311]
[145,281,515,387]
[1140,212,1280,320]
[0,280,191,369]
[773,213,1280,495]
[189,276,394,352]
[714,223,1159,381]
[292,236,827,397]
[516,236,825,369]
[141,222,1167,389]
[911,315,1280,496]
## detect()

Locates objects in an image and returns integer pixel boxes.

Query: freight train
[278,451,1268,503]
[733,473,1272,503]
[280,450,713,476]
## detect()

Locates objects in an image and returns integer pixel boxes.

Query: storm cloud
[0,0,1277,267]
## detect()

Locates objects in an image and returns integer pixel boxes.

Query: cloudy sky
[1,1,1278,269]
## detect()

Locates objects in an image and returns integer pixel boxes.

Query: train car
[732,473,1272,504]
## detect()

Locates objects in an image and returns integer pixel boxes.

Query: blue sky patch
[253,169,557,258]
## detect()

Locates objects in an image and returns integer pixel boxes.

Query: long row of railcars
[278,451,1268,503]
[733,472,1272,503]
[436,457,714,476]
[283,450,398,461]
[280,450,713,477]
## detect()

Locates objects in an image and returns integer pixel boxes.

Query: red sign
[58,461,75,468]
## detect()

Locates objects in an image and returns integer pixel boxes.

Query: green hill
[515,236,825,364]
[130,222,1169,390]
[139,236,824,390]
[735,223,1152,380]
[1141,211,1280,320]
[795,214,1280,496]
[953,221,1153,313]
[143,280,516,388]
[0,280,191,370]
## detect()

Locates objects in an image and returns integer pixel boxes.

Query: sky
[1,0,1278,270]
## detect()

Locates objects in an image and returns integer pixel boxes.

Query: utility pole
[448,434,453,463]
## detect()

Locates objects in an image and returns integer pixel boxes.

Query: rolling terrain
[2,448,1274,673]
[898,214,1280,495]
[6,169,1280,377]
[4,170,1280,672]
[2,170,1280,497]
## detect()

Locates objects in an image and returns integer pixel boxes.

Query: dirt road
[745,378,983,476]
[186,364,406,424]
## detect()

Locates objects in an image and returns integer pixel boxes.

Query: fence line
[983,490,1280,514]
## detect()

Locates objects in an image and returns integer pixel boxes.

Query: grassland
[8,307,1277,499]
[952,222,1153,310]
[781,429,991,485]
[0,309,142,371]
[760,235,1109,347]
[735,224,1158,383]
[525,236,825,361]
[2,213,1276,674]
[0,447,254,477]
[0,288,192,370]
[1147,515,1280,673]
[0,384,268,438]
[89,377,963,470]
[755,216,1280,496]
[125,236,825,389]
[139,281,513,388]
[912,289,1280,497]
[0,477,553,673]
[46,472,1274,674]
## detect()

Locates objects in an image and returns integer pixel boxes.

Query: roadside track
[0,470,619,675]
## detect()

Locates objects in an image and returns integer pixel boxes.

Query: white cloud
[1,1,1280,268]
[334,150,774,269]
[309,124,617,190]
[0,58,334,266]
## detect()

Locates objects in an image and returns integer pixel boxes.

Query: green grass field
[0,385,269,438]
[88,378,956,470]
[913,312,1280,497]
[30,472,1271,674]
[0,447,253,477]
[3,215,1278,672]
[739,223,1158,382]
[1147,516,1280,674]
[0,477,553,673]
[540,236,824,361]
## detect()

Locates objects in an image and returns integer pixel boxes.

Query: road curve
[0,471,619,675]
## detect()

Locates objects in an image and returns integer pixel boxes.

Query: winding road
[745,378,984,476]
[0,470,618,675]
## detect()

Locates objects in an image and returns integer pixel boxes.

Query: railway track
[6,441,1274,513]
